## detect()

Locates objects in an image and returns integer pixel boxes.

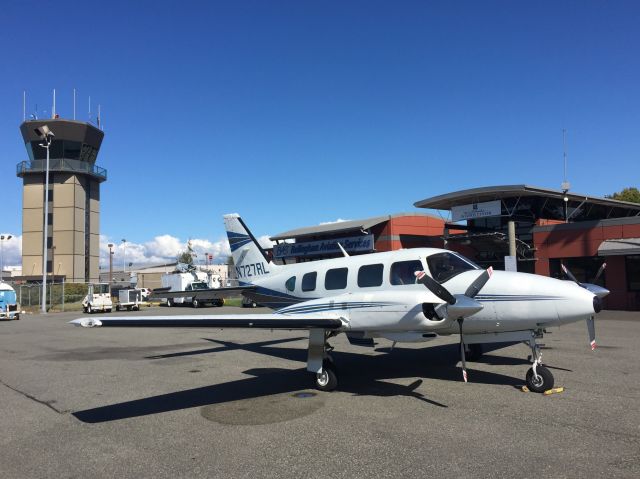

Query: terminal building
[16,119,107,283]
[270,186,640,311]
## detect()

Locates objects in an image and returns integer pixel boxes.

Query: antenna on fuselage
[337,242,349,257]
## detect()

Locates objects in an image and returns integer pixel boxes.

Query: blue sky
[1,0,639,266]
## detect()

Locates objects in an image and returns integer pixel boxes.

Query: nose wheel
[525,338,555,393]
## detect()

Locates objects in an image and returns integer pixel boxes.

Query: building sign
[273,234,375,259]
[452,200,502,222]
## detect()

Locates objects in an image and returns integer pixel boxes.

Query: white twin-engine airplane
[72,214,609,393]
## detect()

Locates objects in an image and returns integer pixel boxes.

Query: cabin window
[427,252,479,283]
[390,260,422,285]
[302,272,317,292]
[358,264,383,287]
[285,276,296,292]
[325,268,348,290]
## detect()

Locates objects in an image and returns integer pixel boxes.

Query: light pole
[108,243,114,289]
[35,125,54,313]
[121,238,127,274]
[0,234,12,281]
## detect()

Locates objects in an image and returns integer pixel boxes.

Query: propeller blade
[592,263,607,283]
[587,316,596,350]
[561,263,580,285]
[464,267,493,298]
[415,271,456,305]
[458,318,468,382]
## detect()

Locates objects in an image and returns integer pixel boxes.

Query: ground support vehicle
[82,283,113,314]
[0,282,22,320]
[156,269,224,308]
[115,289,146,311]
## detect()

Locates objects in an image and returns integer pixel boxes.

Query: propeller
[415,267,493,382]
[561,262,609,350]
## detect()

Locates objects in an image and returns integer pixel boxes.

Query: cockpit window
[427,252,480,283]
[390,260,423,286]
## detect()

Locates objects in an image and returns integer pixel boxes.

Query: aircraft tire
[526,365,554,393]
[315,361,338,392]
[192,299,200,308]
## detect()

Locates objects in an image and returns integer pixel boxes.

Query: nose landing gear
[525,338,554,393]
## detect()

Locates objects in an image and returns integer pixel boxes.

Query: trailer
[0,282,22,320]
[82,283,113,314]
[115,289,145,311]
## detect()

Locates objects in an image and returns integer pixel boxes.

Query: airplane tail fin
[223,214,278,281]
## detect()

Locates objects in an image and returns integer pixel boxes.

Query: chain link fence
[10,282,88,312]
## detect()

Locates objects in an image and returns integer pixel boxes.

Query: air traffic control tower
[16,119,106,283]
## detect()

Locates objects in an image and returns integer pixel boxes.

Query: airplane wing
[70,313,344,330]
[150,285,256,300]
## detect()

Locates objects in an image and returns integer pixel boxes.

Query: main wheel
[526,365,554,393]
[315,361,338,392]
[192,299,200,308]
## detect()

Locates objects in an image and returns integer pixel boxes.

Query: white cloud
[0,234,22,269]
[99,234,233,269]
[0,231,275,272]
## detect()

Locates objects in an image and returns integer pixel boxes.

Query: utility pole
[108,243,114,290]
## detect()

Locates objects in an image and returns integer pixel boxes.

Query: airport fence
[11,281,88,312]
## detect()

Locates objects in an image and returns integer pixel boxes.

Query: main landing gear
[308,329,339,391]
[525,337,554,393]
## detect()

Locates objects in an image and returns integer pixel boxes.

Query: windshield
[0,290,17,304]
[427,252,480,283]
[191,282,209,290]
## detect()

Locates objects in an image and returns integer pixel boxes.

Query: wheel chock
[543,387,564,396]
[520,385,530,392]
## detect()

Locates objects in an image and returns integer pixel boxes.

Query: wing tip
[69,318,103,328]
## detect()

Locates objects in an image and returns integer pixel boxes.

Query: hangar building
[270,213,448,263]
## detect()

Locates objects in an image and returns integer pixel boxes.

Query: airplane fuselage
[240,248,597,335]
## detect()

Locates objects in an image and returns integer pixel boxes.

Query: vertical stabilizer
[224,214,277,281]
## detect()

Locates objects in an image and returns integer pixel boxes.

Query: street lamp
[35,125,54,313]
[121,238,127,273]
[0,234,13,281]
[108,243,114,289]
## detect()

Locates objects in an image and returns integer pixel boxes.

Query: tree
[176,240,195,265]
[607,187,640,204]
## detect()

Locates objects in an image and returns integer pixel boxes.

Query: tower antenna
[52,88,56,118]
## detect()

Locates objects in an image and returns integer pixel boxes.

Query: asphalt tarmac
[1,307,639,478]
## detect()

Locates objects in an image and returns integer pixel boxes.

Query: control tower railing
[16,159,107,182]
